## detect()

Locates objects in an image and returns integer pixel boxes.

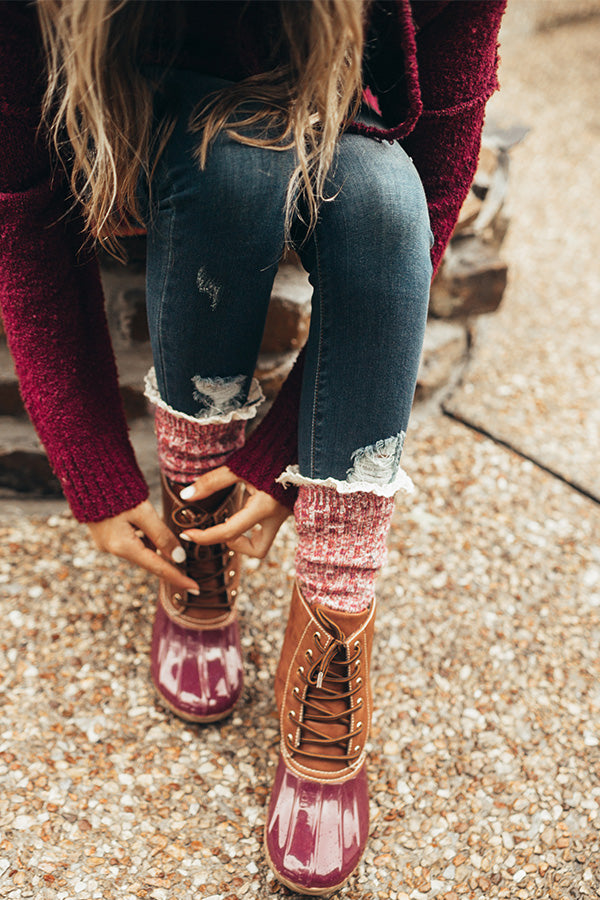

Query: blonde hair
[36,0,366,261]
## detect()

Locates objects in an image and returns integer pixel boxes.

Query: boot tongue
[314,603,371,638]
[295,605,365,774]
[165,481,237,620]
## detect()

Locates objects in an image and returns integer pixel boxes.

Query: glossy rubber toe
[150,600,243,722]
[265,755,369,894]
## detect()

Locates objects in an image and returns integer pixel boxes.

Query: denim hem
[144,367,264,424]
[276,464,414,498]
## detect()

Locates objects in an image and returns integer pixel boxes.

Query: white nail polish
[171,546,186,564]
[179,532,191,541]
[180,485,195,499]
[188,588,200,596]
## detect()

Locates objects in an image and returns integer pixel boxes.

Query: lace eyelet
[289,710,296,718]
[287,733,294,742]
[354,745,361,752]
[298,666,304,674]
[354,640,360,650]
[314,631,321,641]
[357,721,363,729]
[293,687,300,695]
[306,649,313,660]
[357,697,363,706]
[229,569,236,578]
[228,550,235,557]
[174,593,182,603]
[356,677,362,685]
[230,589,237,598]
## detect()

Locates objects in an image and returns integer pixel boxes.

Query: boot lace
[285,607,364,764]
[171,502,236,612]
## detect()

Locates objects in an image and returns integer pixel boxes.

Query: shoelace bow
[286,607,364,764]
[171,502,235,611]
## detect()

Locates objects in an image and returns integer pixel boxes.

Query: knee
[327,143,433,262]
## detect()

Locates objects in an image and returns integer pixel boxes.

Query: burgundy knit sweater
[0,0,506,522]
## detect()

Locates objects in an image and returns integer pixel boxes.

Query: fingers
[225,517,283,559]
[88,501,198,592]
[180,491,290,559]
[129,500,185,564]
[180,466,238,501]
[180,498,263,546]
[118,534,199,592]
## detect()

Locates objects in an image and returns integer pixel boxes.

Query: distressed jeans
[136,67,433,491]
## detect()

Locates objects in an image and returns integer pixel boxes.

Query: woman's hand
[178,466,291,559]
[87,499,200,593]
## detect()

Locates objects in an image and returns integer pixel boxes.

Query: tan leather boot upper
[275,582,376,784]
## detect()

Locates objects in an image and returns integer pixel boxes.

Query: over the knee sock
[154,406,246,484]
[294,484,395,613]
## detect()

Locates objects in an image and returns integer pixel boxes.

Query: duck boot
[150,474,243,722]
[265,582,375,894]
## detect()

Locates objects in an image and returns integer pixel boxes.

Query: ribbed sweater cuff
[52,435,149,523]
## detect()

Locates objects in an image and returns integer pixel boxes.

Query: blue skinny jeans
[136,67,433,490]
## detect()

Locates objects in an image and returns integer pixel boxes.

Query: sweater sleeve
[401,0,507,275]
[0,3,148,522]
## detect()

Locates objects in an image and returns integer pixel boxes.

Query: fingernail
[179,532,191,541]
[171,546,186,564]
[180,485,195,500]
[188,588,200,596]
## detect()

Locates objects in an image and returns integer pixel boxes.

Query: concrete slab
[444,11,600,500]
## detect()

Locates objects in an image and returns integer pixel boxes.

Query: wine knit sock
[154,405,246,484]
[294,484,395,613]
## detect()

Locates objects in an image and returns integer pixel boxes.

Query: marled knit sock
[294,485,395,613]
[155,405,246,484]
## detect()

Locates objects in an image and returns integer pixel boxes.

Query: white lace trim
[276,464,415,497]
[144,367,264,425]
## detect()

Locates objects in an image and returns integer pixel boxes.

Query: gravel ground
[1,412,599,900]
[2,6,600,900]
